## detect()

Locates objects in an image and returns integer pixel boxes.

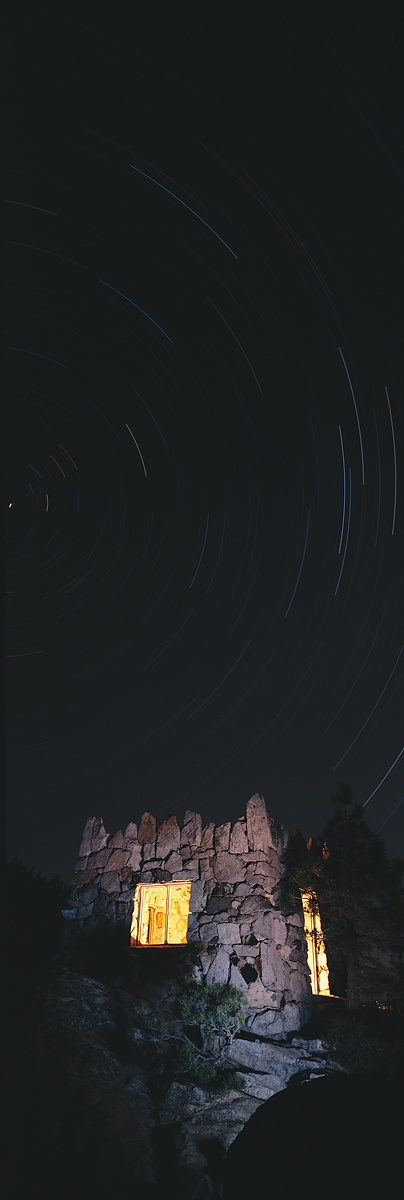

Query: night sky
[5,2,403,884]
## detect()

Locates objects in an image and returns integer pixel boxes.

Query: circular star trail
[5,3,403,881]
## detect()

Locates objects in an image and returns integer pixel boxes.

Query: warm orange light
[301,892,330,996]
[130,882,192,946]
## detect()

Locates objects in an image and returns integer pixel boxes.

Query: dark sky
[5,2,403,884]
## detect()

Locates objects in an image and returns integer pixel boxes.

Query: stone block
[123,821,138,848]
[217,923,240,944]
[156,814,180,858]
[76,902,94,919]
[229,820,248,854]
[181,810,202,847]
[75,881,100,905]
[78,818,98,858]
[246,794,277,854]
[288,970,312,1003]
[200,822,215,850]
[74,857,88,873]
[244,978,276,1008]
[281,1002,301,1033]
[206,895,232,915]
[261,941,286,990]
[214,822,231,851]
[70,868,98,887]
[109,829,124,848]
[195,923,218,942]
[100,871,120,893]
[286,912,304,927]
[87,848,113,869]
[239,896,272,915]
[190,879,206,911]
[164,850,183,874]
[127,846,142,871]
[214,853,246,883]
[62,908,77,920]
[233,883,252,897]
[206,948,230,985]
[106,848,130,871]
[200,860,214,880]
[229,964,249,992]
[143,842,156,862]
[90,818,110,853]
[138,812,157,844]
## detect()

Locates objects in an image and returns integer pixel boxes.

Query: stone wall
[62,793,312,1036]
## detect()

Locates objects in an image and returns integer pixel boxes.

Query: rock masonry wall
[62,793,312,1036]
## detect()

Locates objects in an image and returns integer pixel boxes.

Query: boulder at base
[224,1072,402,1200]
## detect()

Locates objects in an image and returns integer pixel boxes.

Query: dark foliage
[284,783,404,1012]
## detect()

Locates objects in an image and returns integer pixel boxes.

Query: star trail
[5,2,403,883]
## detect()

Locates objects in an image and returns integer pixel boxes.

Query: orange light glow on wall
[301,892,330,996]
[130,882,192,946]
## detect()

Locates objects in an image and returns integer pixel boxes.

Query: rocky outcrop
[62,794,313,1037]
[6,966,346,1200]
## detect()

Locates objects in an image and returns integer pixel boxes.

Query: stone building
[62,793,327,1037]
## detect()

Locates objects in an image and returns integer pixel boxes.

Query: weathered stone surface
[239,895,272,915]
[244,979,277,1009]
[193,923,217,942]
[108,829,124,849]
[181,810,202,848]
[205,895,232,915]
[78,817,98,858]
[248,1009,285,1036]
[190,880,206,911]
[76,902,94,919]
[200,822,215,850]
[261,940,287,990]
[214,853,246,883]
[127,846,142,871]
[206,948,230,984]
[216,924,239,944]
[91,818,110,853]
[75,881,100,905]
[164,850,183,874]
[142,843,156,862]
[138,812,157,844]
[246,794,276,854]
[123,822,138,848]
[73,856,88,873]
[215,822,231,851]
[100,871,120,893]
[156,815,180,858]
[239,1072,285,1101]
[229,964,249,991]
[105,848,130,871]
[87,848,113,869]
[229,820,249,854]
[70,868,98,887]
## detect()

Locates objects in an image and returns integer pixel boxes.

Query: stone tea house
[63,793,330,1037]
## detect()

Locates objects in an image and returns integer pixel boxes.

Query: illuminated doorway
[301,892,330,995]
[130,882,192,946]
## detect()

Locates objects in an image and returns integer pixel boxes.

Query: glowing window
[301,891,330,996]
[130,882,192,946]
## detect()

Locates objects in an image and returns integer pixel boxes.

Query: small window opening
[301,891,330,996]
[130,882,192,946]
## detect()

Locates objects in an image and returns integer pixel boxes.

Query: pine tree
[284,784,404,1012]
